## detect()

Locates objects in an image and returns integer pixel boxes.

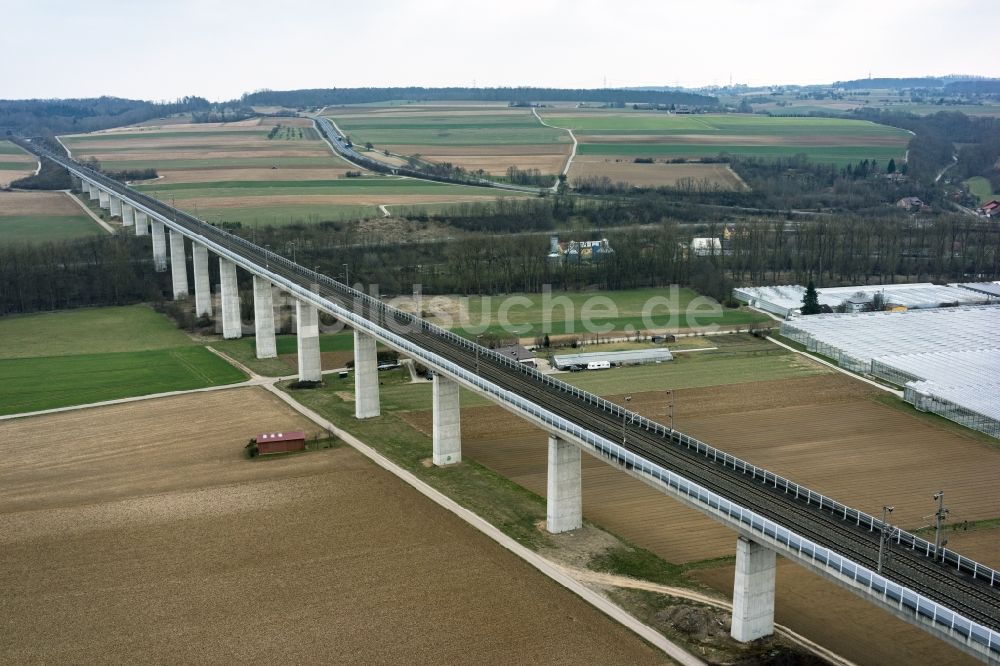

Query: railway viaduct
[18,139,1000,664]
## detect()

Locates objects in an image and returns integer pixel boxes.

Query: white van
[586,361,611,370]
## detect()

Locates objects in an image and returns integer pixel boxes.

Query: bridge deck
[19,139,1000,653]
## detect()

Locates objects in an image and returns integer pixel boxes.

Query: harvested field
[399,371,997,664]
[569,158,746,189]
[404,373,1000,563]
[932,526,1000,568]
[0,388,670,665]
[156,167,356,184]
[0,191,103,244]
[0,190,87,216]
[173,192,518,210]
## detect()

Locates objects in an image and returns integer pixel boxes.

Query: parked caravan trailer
[587,361,611,370]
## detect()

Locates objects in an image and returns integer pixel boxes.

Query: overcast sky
[2,0,997,101]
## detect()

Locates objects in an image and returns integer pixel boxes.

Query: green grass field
[0,348,245,415]
[449,287,769,338]
[0,215,104,245]
[965,176,998,204]
[332,111,567,147]
[0,305,195,359]
[211,332,355,376]
[0,140,30,155]
[0,305,247,414]
[575,143,903,166]
[135,178,501,198]
[560,344,825,394]
[542,112,908,167]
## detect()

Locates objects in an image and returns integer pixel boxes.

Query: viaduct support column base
[150,220,168,272]
[432,374,461,466]
[731,536,777,642]
[88,184,99,201]
[192,243,212,318]
[98,190,110,209]
[353,330,380,419]
[546,435,582,533]
[109,195,122,218]
[296,300,321,382]
[169,229,188,299]
[121,203,135,227]
[253,276,277,359]
[219,258,241,339]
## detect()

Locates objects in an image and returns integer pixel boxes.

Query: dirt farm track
[0,388,668,664]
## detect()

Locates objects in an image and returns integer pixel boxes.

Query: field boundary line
[264,383,705,666]
[0,374,260,422]
[765,336,903,397]
[557,565,856,666]
[533,107,576,184]
[63,190,115,234]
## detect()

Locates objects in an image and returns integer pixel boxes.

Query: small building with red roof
[255,430,306,455]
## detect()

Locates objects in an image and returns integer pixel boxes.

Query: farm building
[547,236,614,263]
[733,282,990,318]
[552,348,673,370]
[780,305,1000,438]
[256,431,306,455]
[690,238,722,257]
[494,345,536,366]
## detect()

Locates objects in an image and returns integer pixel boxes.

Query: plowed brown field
[401,372,999,665]
[0,387,670,664]
[569,158,746,189]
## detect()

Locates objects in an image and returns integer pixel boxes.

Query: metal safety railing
[20,140,1000,657]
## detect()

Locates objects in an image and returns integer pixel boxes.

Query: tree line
[0,96,210,136]
[241,86,718,108]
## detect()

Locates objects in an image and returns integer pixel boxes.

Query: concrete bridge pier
[296,300,321,382]
[109,195,122,218]
[192,244,212,318]
[168,229,188,299]
[150,220,168,272]
[121,203,135,227]
[219,258,241,339]
[88,183,99,201]
[546,435,583,533]
[432,374,461,466]
[353,330,380,419]
[731,536,777,642]
[253,276,276,359]
[70,175,81,192]
[134,210,148,236]
[98,189,110,209]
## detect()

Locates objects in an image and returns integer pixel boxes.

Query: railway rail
[17,137,1000,659]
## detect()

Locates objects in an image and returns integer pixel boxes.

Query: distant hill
[0,96,210,136]
[833,77,947,90]
[944,80,1000,95]
[241,86,719,108]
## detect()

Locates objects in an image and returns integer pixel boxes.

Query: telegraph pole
[622,395,632,444]
[877,505,894,574]
[933,491,949,562]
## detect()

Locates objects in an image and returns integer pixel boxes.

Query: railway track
[19,138,1000,639]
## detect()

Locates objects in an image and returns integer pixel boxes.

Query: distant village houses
[978,199,999,218]
[547,236,614,263]
[896,196,927,211]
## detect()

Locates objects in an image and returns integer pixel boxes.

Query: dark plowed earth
[23,140,1000,633]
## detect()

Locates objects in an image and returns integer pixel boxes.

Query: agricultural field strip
[534,112,909,166]
[29,149,992,616]
[263,383,701,665]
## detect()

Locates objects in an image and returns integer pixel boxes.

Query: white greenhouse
[781,306,1000,438]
